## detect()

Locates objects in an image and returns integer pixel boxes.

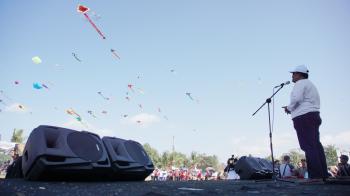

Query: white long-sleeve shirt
[287,79,320,119]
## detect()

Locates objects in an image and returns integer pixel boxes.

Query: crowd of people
[0,160,11,176]
[274,154,350,179]
[148,153,350,182]
[150,166,223,181]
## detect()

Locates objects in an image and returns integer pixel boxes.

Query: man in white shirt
[279,155,295,178]
[283,65,328,180]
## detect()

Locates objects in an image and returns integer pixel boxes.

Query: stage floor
[1,178,350,196]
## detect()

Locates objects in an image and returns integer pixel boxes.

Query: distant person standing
[279,155,295,178]
[336,155,350,177]
[283,65,328,180]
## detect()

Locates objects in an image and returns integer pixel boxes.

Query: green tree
[160,151,171,168]
[280,149,304,166]
[205,155,219,170]
[143,143,161,167]
[141,143,220,170]
[189,151,203,167]
[11,129,24,143]
[170,151,188,168]
[324,145,338,166]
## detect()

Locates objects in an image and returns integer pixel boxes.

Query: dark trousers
[293,112,328,179]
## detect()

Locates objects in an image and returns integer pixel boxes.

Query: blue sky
[1,0,350,162]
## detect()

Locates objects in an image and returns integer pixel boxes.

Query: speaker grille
[125,141,149,165]
[67,132,103,162]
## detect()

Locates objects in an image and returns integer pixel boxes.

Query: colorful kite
[127,84,135,92]
[97,91,110,100]
[111,49,120,59]
[77,5,106,39]
[32,56,42,64]
[66,108,82,122]
[33,82,43,90]
[72,53,82,62]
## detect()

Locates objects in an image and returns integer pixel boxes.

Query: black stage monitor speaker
[102,136,154,181]
[234,156,273,180]
[22,125,110,180]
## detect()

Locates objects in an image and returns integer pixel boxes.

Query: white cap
[290,64,309,74]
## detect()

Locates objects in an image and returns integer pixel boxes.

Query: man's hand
[282,106,291,114]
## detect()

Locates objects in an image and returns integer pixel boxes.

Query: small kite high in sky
[77,4,106,39]
[127,84,135,92]
[186,92,200,103]
[33,82,43,90]
[32,56,42,64]
[72,53,82,62]
[111,49,120,60]
[97,91,110,100]
[87,110,97,118]
[66,108,82,122]
[186,92,194,100]
[18,104,25,110]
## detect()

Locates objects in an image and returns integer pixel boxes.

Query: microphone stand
[252,83,287,181]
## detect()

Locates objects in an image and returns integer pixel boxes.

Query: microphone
[274,81,290,88]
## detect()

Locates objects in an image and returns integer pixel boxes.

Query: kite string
[83,13,106,39]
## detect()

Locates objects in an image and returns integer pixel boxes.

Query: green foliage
[10,129,24,143]
[142,144,220,170]
[288,149,305,166]
[278,149,304,166]
[143,143,161,167]
[324,145,338,166]
[277,145,338,167]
